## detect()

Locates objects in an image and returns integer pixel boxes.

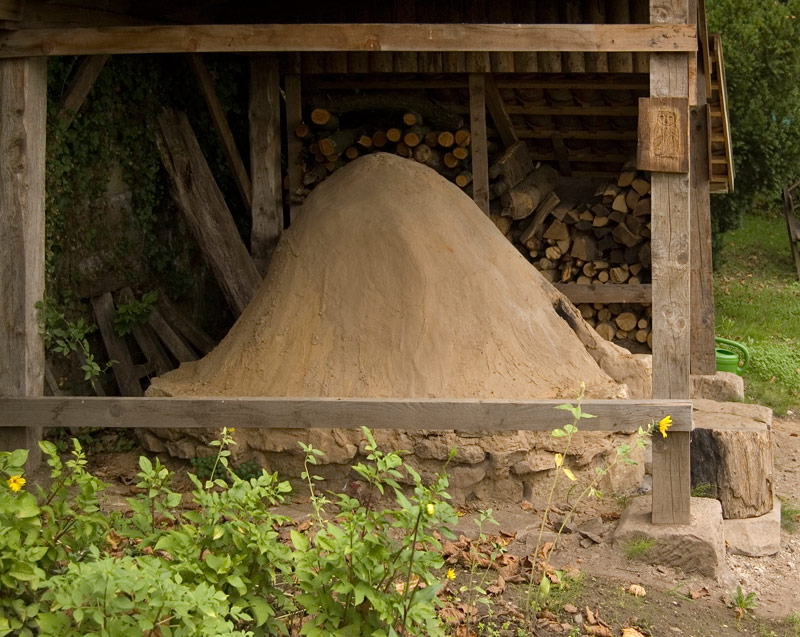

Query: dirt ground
[74,412,800,636]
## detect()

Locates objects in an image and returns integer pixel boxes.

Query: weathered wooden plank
[0,0,22,21]
[555,284,652,304]
[488,0,515,72]
[0,24,698,57]
[690,67,716,375]
[156,295,216,355]
[583,0,608,72]
[187,53,252,211]
[636,97,689,173]
[91,293,142,397]
[56,54,108,128]
[0,57,46,467]
[249,55,283,275]
[0,397,694,433]
[147,307,197,363]
[118,288,173,376]
[469,73,489,215]
[506,105,639,116]
[284,74,303,225]
[156,108,261,316]
[650,0,692,527]
[391,1,418,72]
[484,75,517,149]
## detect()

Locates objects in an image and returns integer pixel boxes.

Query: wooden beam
[0,24,698,58]
[506,105,639,116]
[0,0,22,22]
[156,108,261,316]
[91,293,143,397]
[56,54,108,128]
[305,78,650,91]
[555,284,651,304]
[650,0,692,526]
[284,73,303,225]
[156,295,216,355]
[187,53,252,212]
[690,63,716,375]
[147,307,196,363]
[469,73,489,215]
[484,74,517,149]
[249,54,283,275]
[0,56,46,468]
[0,397,693,433]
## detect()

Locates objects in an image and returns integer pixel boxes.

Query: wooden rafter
[0,23,697,58]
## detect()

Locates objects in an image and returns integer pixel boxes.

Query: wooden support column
[485,75,517,149]
[469,73,489,215]
[0,57,47,468]
[284,73,303,225]
[649,0,693,525]
[249,55,283,275]
[690,53,716,375]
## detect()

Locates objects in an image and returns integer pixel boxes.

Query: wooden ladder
[707,33,735,194]
[783,181,800,281]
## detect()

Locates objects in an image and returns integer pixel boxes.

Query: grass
[691,482,714,498]
[714,213,800,415]
[780,496,800,533]
[624,536,656,559]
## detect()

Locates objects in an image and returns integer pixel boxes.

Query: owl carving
[653,109,679,159]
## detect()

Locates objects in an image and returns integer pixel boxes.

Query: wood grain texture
[391,0,418,72]
[0,24,698,57]
[147,307,196,363]
[56,54,108,128]
[0,57,46,466]
[637,97,689,173]
[689,73,716,375]
[555,283,652,304]
[188,53,252,212]
[156,108,261,316]
[91,293,143,397]
[485,75,517,149]
[469,73,489,215]
[0,0,22,21]
[156,295,216,355]
[0,397,694,433]
[513,1,538,72]
[284,74,303,225]
[582,0,608,72]
[119,288,172,376]
[650,0,692,526]
[249,55,283,275]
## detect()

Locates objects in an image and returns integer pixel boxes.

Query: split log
[500,165,559,220]
[310,108,339,131]
[318,129,359,157]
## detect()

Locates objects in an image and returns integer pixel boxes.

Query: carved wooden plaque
[637,97,689,173]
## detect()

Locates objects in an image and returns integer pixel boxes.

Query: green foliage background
[707,0,800,238]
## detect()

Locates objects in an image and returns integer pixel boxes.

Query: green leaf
[7,449,28,469]
[249,597,274,627]
[138,456,153,474]
[291,529,309,551]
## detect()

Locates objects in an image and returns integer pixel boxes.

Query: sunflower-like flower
[446,569,456,581]
[6,475,25,492]
[659,415,673,438]
[426,502,435,516]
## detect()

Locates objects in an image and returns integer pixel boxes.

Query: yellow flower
[659,415,673,438]
[562,468,577,482]
[6,475,25,492]
[229,428,235,433]
[426,503,435,516]
[554,453,564,468]
[446,568,456,581]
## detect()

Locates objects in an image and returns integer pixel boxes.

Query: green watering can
[715,337,750,375]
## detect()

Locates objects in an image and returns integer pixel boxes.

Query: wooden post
[0,57,47,468]
[56,55,109,128]
[249,55,283,275]
[690,47,716,375]
[649,0,692,525]
[469,73,490,215]
[284,73,303,225]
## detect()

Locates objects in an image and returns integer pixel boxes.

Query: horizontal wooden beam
[0,23,697,58]
[556,283,652,304]
[0,396,691,433]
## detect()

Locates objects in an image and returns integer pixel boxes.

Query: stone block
[724,498,781,557]
[613,496,725,580]
[691,372,745,402]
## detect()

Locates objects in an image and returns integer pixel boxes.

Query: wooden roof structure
[0,0,734,526]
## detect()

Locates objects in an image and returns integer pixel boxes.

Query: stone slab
[723,498,781,557]
[691,372,745,403]
[613,496,725,580]
[693,398,772,432]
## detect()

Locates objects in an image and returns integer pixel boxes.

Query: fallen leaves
[628,584,647,597]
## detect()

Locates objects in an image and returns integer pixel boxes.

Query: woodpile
[487,152,653,347]
[293,99,488,195]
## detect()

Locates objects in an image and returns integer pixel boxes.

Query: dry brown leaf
[622,627,647,637]
[690,586,710,600]
[520,500,534,511]
[583,624,613,636]
[586,606,597,625]
[563,603,578,614]
[628,584,647,597]
[438,605,463,625]
[296,519,311,532]
[537,609,558,621]
[455,627,477,637]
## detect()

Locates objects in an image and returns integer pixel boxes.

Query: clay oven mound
[146,153,650,500]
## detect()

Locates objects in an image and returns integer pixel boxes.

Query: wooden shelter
[0,0,734,525]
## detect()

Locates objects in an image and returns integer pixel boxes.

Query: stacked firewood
[295,101,486,193]
[576,302,653,347]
